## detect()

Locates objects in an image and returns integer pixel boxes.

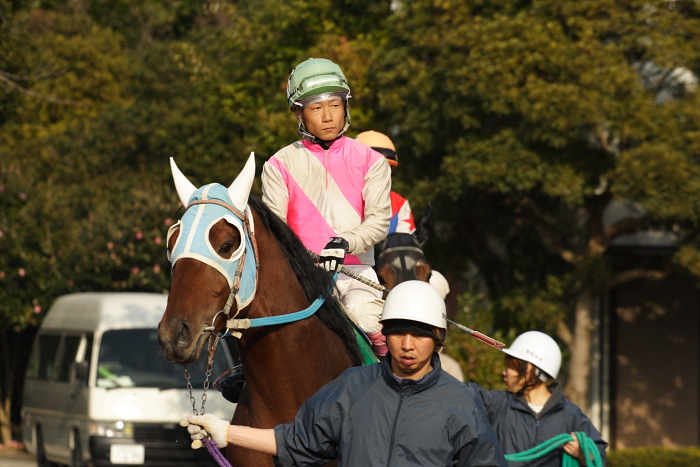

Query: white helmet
[428,270,450,300]
[502,331,561,380]
[381,280,446,330]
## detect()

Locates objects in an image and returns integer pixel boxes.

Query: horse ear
[228,152,256,209]
[170,158,197,207]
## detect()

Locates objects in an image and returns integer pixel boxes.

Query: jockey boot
[214,366,245,403]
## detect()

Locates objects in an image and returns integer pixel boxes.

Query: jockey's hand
[319,237,349,272]
[180,414,230,449]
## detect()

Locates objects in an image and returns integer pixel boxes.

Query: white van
[21,292,237,467]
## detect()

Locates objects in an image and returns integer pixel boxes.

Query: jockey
[355,130,416,234]
[262,58,392,358]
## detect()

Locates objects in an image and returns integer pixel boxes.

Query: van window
[97,328,229,389]
[56,335,82,382]
[27,334,62,380]
[27,333,92,382]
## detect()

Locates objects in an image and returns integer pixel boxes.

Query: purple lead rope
[204,438,233,467]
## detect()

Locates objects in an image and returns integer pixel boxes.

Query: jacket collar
[512,382,566,418]
[381,352,442,395]
[301,135,346,154]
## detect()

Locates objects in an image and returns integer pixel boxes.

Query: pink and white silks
[261,136,392,356]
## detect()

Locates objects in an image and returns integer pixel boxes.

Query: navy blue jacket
[466,383,607,466]
[274,353,507,466]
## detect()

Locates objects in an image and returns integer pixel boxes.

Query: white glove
[319,237,349,272]
[180,414,230,449]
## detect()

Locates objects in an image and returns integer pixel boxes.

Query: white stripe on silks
[286,154,362,231]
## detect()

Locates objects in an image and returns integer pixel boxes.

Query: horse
[157,154,366,466]
[374,231,432,294]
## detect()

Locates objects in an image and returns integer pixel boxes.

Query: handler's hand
[562,433,582,463]
[180,414,230,449]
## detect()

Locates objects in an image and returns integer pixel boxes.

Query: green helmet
[287,58,351,109]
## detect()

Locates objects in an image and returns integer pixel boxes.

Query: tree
[369,0,700,408]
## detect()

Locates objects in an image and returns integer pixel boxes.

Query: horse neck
[236,220,353,414]
[236,301,352,417]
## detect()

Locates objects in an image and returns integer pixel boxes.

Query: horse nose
[158,318,194,361]
[175,320,193,349]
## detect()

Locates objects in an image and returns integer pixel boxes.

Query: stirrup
[213,365,245,403]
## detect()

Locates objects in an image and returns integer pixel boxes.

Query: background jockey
[466,331,608,466]
[182,281,508,467]
[262,58,392,358]
[355,130,416,234]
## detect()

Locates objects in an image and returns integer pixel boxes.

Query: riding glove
[180,414,230,449]
[319,237,349,272]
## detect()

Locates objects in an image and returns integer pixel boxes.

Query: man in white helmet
[466,331,608,466]
[181,281,507,466]
[261,58,392,358]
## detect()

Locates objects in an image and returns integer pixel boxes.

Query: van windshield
[97,328,229,390]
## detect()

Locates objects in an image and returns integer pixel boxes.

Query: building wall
[610,276,699,448]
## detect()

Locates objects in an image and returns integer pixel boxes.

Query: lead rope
[184,333,234,467]
[504,432,603,467]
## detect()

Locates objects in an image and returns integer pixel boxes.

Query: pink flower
[165,218,174,226]
[33,305,42,314]
[153,264,161,273]
[154,236,162,245]
[19,193,28,200]
[110,252,117,259]
[0,271,5,278]
[18,268,25,277]
[131,267,140,275]
[135,232,144,240]
[107,242,114,250]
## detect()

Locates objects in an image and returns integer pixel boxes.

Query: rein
[225,291,330,330]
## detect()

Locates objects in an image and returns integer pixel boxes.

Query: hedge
[607,446,700,466]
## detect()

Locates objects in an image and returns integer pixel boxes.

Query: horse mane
[247,197,364,367]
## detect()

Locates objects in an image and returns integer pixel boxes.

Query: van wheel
[71,431,85,467]
[36,427,58,467]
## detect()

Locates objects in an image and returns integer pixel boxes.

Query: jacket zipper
[386,385,407,467]
[324,148,329,190]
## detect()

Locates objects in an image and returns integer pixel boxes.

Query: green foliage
[607,446,700,467]
[368,0,700,341]
[445,290,515,388]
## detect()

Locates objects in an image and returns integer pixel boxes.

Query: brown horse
[374,232,432,294]
[158,155,364,466]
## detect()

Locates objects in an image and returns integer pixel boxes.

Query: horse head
[158,154,257,364]
[374,232,432,293]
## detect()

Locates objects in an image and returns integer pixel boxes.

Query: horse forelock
[247,197,364,367]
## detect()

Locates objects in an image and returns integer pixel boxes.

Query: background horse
[158,156,364,466]
[374,232,432,293]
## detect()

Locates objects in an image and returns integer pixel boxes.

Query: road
[0,448,35,467]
